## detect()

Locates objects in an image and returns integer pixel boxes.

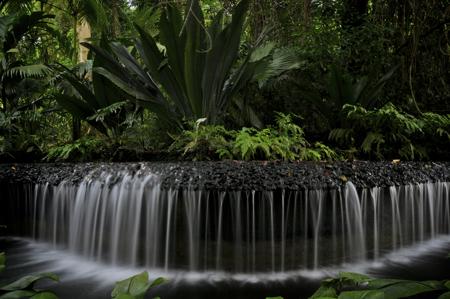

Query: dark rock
[0,161,448,191]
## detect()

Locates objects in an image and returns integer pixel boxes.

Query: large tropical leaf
[201,0,250,122]
[89,0,298,128]
[3,12,54,52]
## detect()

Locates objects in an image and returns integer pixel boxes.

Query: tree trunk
[303,0,312,28]
[71,16,92,141]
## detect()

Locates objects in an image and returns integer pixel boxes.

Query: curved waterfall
[4,170,450,273]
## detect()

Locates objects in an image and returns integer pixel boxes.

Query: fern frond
[329,128,353,144]
[6,64,51,78]
[361,131,385,155]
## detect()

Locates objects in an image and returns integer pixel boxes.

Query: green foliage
[45,136,104,162]
[329,103,449,160]
[0,254,165,299]
[310,272,450,299]
[326,65,398,109]
[0,253,59,299]
[170,113,338,161]
[87,0,299,127]
[232,113,337,161]
[0,253,4,273]
[111,272,165,299]
[0,109,48,158]
[169,118,235,160]
[55,44,137,138]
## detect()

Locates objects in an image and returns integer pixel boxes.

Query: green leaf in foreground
[309,285,338,298]
[0,273,59,291]
[30,291,59,299]
[338,272,370,284]
[111,272,165,299]
[381,281,441,299]
[0,290,36,299]
[338,290,384,299]
[0,252,5,273]
[438,291,450,299]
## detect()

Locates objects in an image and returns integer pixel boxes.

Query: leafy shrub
[45,136,104,162]
[87,0,299,127]
[169,118,235,161]
[0,109,47,159]
[170,113,338,161]
[232,113,338,161]
[330,103,449,160]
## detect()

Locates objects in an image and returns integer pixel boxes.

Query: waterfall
[9,170,450,273]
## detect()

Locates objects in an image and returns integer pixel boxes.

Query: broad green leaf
[183,0,206,117]
[150,277,166,288]
[0,290,36,299]
[201,0,250,123]
[365,279,402,290]
[309,286,338,299]
[128,272,151,297]
[439,291,450,299]
[338,290,384,299]
[381,281,438,299]
[0,252,5,273]
[91,36,125,108]
[30,291,58,299]
[338,272,370,283]
[112,272,161,299]
[0,273,59,291]
[445,281,450,289]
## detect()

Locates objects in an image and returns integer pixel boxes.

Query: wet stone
[0,161,448,191]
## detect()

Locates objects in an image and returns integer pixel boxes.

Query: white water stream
[15,170,449,274]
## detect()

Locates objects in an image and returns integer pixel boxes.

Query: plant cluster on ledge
[169,113,338,161]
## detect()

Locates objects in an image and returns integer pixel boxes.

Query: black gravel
[0,161,448,191]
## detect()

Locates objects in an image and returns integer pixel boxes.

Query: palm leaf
[6,64,51,78]
[4,12,54,52]
[252,47,300,88]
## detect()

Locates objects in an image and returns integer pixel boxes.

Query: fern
[332,102,442,160]
[45,137,103,162]
[329,128,354,144]
[6,64,52,78]
[312,142,340,161]
[421,112,450,140]
[169,119,235,161]
[361,131,385,157]
[87,101,128,123]
[234,128,264,160]
[170,113,337,161]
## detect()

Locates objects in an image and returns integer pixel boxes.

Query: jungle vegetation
[0,0,449,162]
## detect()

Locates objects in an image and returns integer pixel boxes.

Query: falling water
[6,170,450,273]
